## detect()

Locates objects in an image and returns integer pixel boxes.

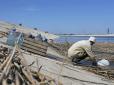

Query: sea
[55,36,114,43]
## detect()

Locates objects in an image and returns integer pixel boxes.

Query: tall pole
[107,27,110,34]
[107,27,110,42]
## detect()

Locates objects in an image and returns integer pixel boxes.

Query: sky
[0,0,114,34]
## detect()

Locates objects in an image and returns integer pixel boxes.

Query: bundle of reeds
[0,45,62,85]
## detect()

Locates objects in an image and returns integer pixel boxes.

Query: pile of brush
[0,45,62,85]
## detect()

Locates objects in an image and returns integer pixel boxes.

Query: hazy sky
[0,0,114,34]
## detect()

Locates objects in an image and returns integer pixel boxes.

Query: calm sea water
[55,36,114,43]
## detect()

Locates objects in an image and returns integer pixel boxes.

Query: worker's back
[68,40,91,58]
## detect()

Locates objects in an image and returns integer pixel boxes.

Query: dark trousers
[71,53,88,64]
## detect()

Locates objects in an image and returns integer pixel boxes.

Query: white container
[97,59,110,66]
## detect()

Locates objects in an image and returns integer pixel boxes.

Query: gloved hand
[92,60,97,66]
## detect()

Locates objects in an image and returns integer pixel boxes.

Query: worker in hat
[68,37,97,66]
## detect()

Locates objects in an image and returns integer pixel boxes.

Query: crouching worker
[68,37,97,66]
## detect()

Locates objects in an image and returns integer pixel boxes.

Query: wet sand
[93,42,114,61]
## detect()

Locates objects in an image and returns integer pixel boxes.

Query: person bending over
[68,37,97,66]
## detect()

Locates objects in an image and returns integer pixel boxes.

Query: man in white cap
[68,36,97,66]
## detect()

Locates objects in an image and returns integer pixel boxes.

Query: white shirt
[30,31,38,37]
[68,40,95,59]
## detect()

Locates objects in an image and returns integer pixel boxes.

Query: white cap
[89,36,96,43]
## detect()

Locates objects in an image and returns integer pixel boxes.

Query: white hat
[89,36,96,43]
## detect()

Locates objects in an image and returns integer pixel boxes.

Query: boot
[72,57,81,65]
[92,60,97,66]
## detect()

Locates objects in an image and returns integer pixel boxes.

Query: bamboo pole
[17,71,28,85]
[22,69,34,84]
[11,83,15,85]
[15,71,20,85]
[2,79,7,85]
[0,45,17,81]
[17,47,36,85]
[0,55,10,70]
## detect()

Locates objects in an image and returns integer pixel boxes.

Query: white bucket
[97,59,110,66]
